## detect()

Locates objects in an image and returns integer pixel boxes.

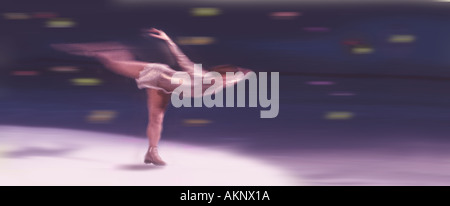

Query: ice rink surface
[0,126,297,186]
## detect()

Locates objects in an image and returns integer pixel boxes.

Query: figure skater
[52,28,252,166]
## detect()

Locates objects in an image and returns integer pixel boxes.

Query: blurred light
[70,78,102,86]
[269,12,301,20]
[306,81,335,85]
[45,18,76,28]
[183,119,212,126]
[388,35,416,43]
[114,0,419,6]
[329,92,356,96]
[33,12,58,19]
[3,13,30,20]
[190,8,221,16]
[177,37,216,45]
[352,46,374,54]
[49,66,79,73]
[86,110,117,123]
[303,27,330,32]
[11,71,39,76]
[325,112,354,120]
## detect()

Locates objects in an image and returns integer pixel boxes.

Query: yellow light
[190,8,221,16]
[388,35,416,43]
[325,112,354,120]
[70,78,102,86]
[177,37,216,45]
[352,47,374,54]
[86,110,117,123]
[183,119,212,126]
[46,18,76,28]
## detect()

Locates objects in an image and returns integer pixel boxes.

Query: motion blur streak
[45,18,76,28]
[269,12,301,20]
[325,112,355,120]
[2,13,30,20]
[190,8,221,16]
[183,119,212,126]
[307,81,335,85]
[388,35,416,43]
[352,46,374,54]
[177,37,216,45]
[49,66,79,73]
[70,78,103,86]
[86,110,118,124]
[329,92,356,96]
[11,71,39,76]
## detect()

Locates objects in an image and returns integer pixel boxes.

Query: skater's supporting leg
[144,88,170,165]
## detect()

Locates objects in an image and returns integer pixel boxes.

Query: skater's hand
[147,28,171,41]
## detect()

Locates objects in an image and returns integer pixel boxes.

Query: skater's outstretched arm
[147,28,195,73]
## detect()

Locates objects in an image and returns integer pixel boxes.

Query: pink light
[269,12,301,19]
[11,71,39,76]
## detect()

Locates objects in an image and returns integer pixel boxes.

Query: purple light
[307,81,335,85]
[329,92,356,96]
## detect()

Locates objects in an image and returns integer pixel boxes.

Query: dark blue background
[2,1,450,153]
